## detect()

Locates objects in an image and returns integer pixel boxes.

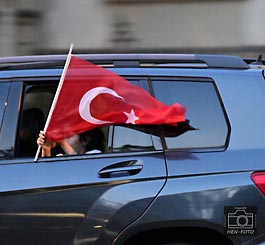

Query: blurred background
[0,0,264,58]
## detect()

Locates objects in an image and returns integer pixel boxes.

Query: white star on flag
[124,109,139,124]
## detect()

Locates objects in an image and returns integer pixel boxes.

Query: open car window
[16,84,55,158]
[16,82,164,158]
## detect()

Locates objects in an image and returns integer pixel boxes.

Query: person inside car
[19,108,45,157]
[36,128,105,157]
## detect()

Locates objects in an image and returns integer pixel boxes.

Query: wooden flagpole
[34,43,74,162]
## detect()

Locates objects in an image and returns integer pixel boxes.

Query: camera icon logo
[227,209,253,229]
[224,206,257,236]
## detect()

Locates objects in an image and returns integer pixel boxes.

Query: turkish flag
[46,55,186,141]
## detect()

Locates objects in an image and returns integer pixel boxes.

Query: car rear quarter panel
[121,170,264,245]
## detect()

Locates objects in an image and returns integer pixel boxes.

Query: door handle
[98,160,143,178]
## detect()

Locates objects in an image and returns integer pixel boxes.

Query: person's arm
[58,139,77,155]
[37,131,77,156]
[36,130,53,157]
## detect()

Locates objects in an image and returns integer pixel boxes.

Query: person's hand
[37,130,54,156]
[37,130,48,148]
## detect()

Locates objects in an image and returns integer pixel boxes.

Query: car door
[0,79,167,245]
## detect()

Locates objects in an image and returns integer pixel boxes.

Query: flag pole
[34,43,74,162]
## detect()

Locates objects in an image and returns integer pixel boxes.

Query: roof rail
[0,53,249,70]
[244,54,263,65]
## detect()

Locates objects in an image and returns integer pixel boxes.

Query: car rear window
[152,79,230,150]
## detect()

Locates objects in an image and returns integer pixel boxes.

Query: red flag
[46,55,186,141]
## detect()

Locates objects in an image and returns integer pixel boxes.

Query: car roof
[0,53,252,70]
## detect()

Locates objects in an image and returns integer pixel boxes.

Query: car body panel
[114,171,263,245]
[0,55,265,244]
[0,153,166,244]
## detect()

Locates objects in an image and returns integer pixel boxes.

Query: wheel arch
[113,221,235,245]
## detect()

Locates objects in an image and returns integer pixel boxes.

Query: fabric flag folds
[46,55,186,141]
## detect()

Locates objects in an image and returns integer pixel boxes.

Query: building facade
[0,0,264,58]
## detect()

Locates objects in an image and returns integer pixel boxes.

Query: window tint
[152,80,229,150]
[0,83,9,118]
[110,125,162,152]
[108,78,163,153]
[0,83,10,130]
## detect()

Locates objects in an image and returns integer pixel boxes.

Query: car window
[17,79,227,157]
[109,125,163,152]
[16,80,162,158]
[152,79,230,150]
[16,84,56,158]
[0,83,10,130]
[106,78,163,153]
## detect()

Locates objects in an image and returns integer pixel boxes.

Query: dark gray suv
[0,54,264,245]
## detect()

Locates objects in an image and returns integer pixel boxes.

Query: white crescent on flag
[79,87,124,124]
